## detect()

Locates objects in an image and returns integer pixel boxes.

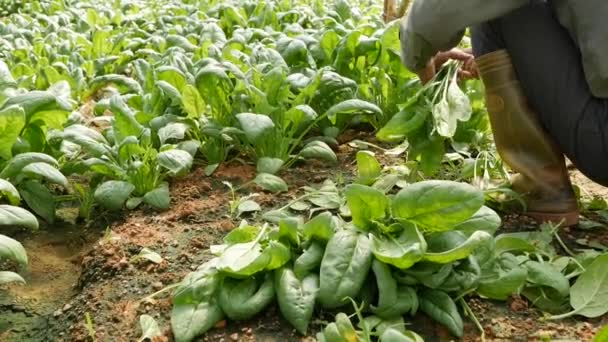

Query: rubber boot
[476,50,579,226]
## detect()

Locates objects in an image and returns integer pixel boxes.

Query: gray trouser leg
[471,1,608,186]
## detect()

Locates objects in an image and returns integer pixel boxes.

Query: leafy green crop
[168,177,502,340]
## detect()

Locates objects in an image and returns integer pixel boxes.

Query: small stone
[62,304,72,311]
[53,309,62,317]
[230,333,239,341]
[214,320,227,329]
[152,281,164,290]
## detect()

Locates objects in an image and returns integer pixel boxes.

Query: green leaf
[432,80,471,138]
[28,109,69,130]
[453,206,501,236]
[494,235,537,255]
[237,200,261,217]
[182,84,206,119]
[525,260,570,299]
[558,254,608,318]
[143,183,171,210]
[325,99,382,124]
[262,241,291,271]
[420,289,463,337]
[380,328,424,342]
[319,230,373,308]
[217,241,269,277]
[0,234,28,267]
[158,122,190,145]
[371,260,418,319]
[3,91,70,118]
[94,181,135,211]
[392,180,484,231]
[0,105,26,160]
[254,173,288,193]
[0,205,38,231]
[21,162,68,187]
[236,113,275,144]
[19,180,56,223]
[370,224,426,269]
[0,60,16,90]
[218,275,275,321]
[171,261,224,342]
[278,218,300,246]
[60,124,110,158]
[415,134,445,176]
[345,184,389,230]
[356,151,382,185]
[0,179,20,205]
[157,81,182,105]
[299,141,337,163]
[110,96,144,143]
[133,248,163,264]
[139,315,162,342]
[376,106,429,143]
[302,212,335,242]
[0,271,26,285]
[478,253,528,300]
[257,157,284,175]
[424,231,493,264]
[171,301,223,342]
[89,74,142,95]
[158,149,193,177]
[294,241,325,279]
[224,225,261,244]
[275,268,319,335]
[0,152,58,179]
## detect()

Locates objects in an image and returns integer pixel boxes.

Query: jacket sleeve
[399,0,529,72]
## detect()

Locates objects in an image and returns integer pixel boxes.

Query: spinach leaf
[453,206,501,237]
[423,231,493,264]
[217,240,269,277]
[478,253,527,300]
[319,230,373,308]
[0,233,28,267]
[171,261,224,342]
[302,212,335,243]
[371,260,418,318]
[370,223,426,269]
[392,180,484,232]
[218,275,275,321]
[294,241,325,279]
[94,180,135,211]
[0,204,39,231]
[356,151,382,185]
[420,289,463,337]
[551,254,608,319]
[275,267,318,335]
[345,184,389,231]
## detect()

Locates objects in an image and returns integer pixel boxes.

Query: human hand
[416,48,479,84]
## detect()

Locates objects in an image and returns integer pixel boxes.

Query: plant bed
[2,142,607,342]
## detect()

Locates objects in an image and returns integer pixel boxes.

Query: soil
[1,135,607,342]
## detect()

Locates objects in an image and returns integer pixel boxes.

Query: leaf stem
[460,298,485,342]
[552,222,577,258]
[140,283,181,303]
[547,307,580,320]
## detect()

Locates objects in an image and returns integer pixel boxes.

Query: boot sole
[524,210,580,227]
